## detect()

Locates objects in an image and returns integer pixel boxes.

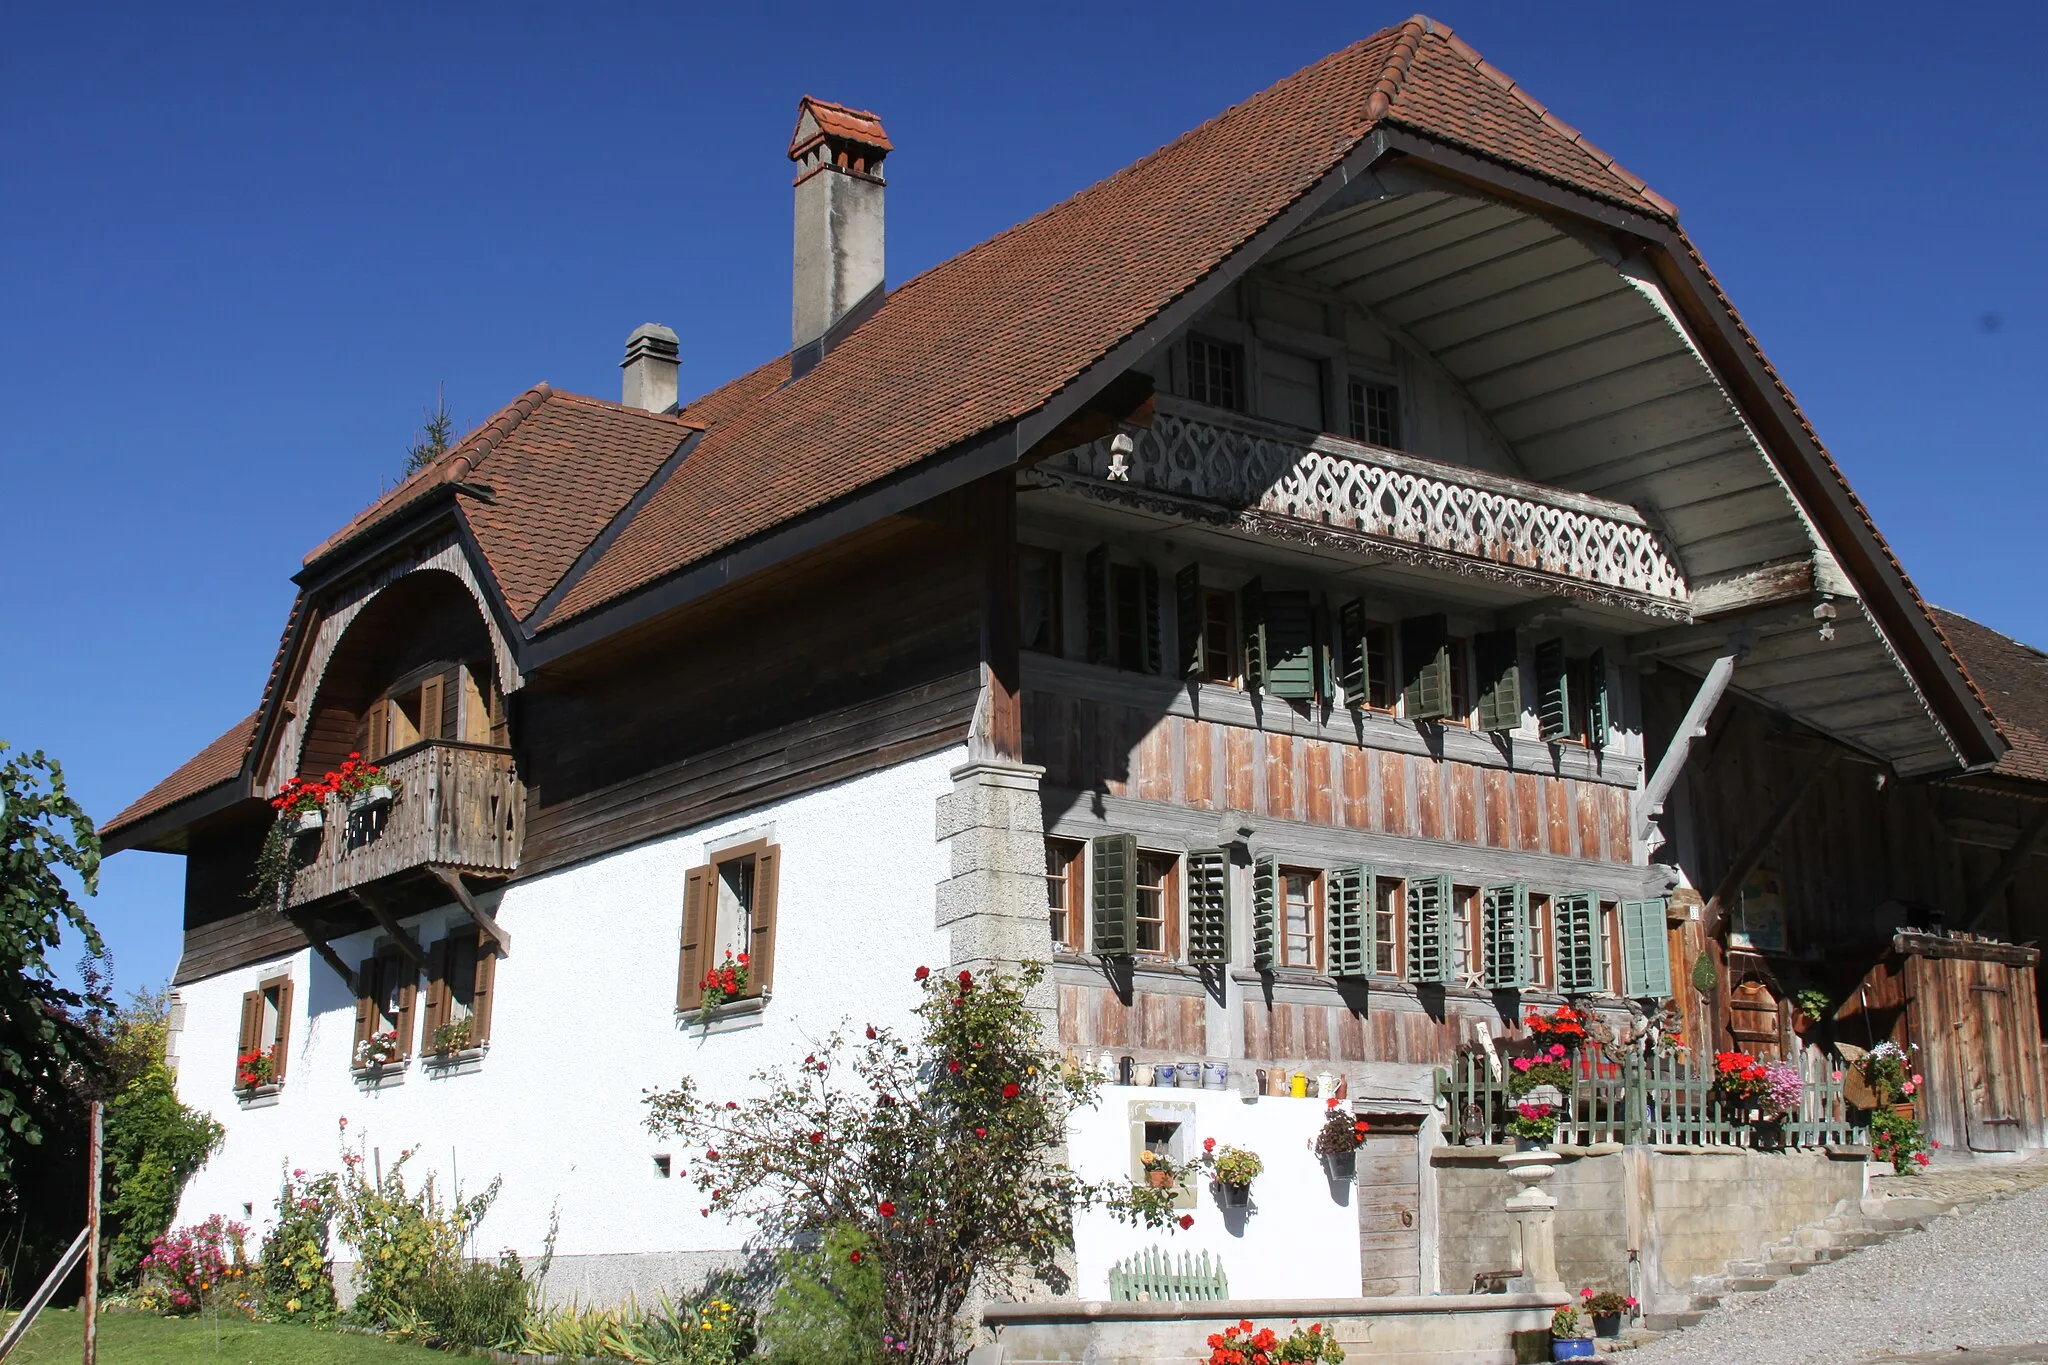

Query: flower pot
[348,783,394,812]
[1592,1313,1621,1338]
[1322,1149,1357,1181]
[1552,1338,1596,1360]
[1891,1101,1916,1122]
[293,809,324,834]
[1515,1136,1551,1152]
[1202,1062,1230,1090]
[1152,1063,1178,1088]
[1219,1181,1251,1207]
[1176,1062,1202,1088]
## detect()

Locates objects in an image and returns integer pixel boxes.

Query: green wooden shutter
[1264,592,1316,700]
[1142,563,1163,675]
[1186,848,1231,965]
[1085,545,1111,666]
[1587,648,1611,749]
[1620,898,1673,998]
[1314,598,1335,704]
[1474,630,1522,733]
[1401,615,1452,721]
[1480,883,1530,989]
[1327,865,1369,978]
[1090,833,1138,956]
[1553,891,1600,994]
[1251,855,1279,970]
[1535,639,1570,741]
[1175,564,1204,680]
[1241,579,1267,695]
[1338,599,1370,709]
[1405,874,1452,985]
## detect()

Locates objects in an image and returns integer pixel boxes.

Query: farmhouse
[105,13,2046,1321]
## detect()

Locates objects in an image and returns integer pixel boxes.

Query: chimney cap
[622,322,680,367]
[788,95,893,162]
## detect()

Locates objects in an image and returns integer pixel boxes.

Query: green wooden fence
[1107,1247,1231,1302]
[1434,1046,1866,1148]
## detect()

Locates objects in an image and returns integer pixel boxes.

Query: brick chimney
[789,96,890,366]
[620,323,680,412]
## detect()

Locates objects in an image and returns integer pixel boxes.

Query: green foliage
[401,386,455,479]
[759,1224,884,1365]
[248,818,307,913]
[407,1251,531,1349]
[330,1124,500,1329]
[520,1292,752,1364]
[100,990,226,1287]
[1,1306,455,1364]
[1691,952,1718,994]
[1868,1106,1933,1174]
[1794,988,1832,1024]
[0,741,109,1181]
[1507,1060,1573,1096]
[261,1170,340,1323]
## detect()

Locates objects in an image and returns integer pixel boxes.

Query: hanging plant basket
[1322,1148,1357,1181]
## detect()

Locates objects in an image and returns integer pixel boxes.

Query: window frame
[1187,335,1245,411]
[1045,837,1086,951]
[1371,876,1404,977]
[1199,587,1240,685]
[1347,377,1400,448]
[678,839,782,1013]
[1278,865,1324,971]
[236,973,295,1091]
[1019,545,1064,657]
[1451,884,1480,984]
[423,927,498,1055]
[1525,893,1553,992]
[1132,850,1180,960]
[354,947,417,1067]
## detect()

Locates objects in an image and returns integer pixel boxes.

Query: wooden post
[1633,642,1746,845]
[84,1099,102,1365]
[975,472,1023,763]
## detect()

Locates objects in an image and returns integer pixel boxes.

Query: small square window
[1348,379,1399,447]
[1188,336,1244,411]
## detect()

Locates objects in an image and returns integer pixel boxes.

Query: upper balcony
[1031,395,1689,620]
[287,739,524,912]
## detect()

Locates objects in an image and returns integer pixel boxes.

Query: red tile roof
[1932,610,2048,784]
[790,95,892,158]
[101,712,258,838]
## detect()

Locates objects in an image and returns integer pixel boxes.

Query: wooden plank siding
[1024,693,1632,863]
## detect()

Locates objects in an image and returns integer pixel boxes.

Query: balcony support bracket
[430,866,513,957]
[355,889,426,968]
[286,909,360,990]
[1633,637,1749,846]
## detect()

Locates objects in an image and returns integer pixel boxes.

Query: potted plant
[1712,1050,1769,1119]
[235,1046,275,1093]
[430,1016,473,1058]
[696,949,751,1023]
[1508,1045,1574,1099]
[271,776,330,834]
[332,754,398,811]
[1313,1100,1370,1178]
[1138,1148,1188,1190]
[353,1029,401,1071]
[1200,1138,1263,1207]
[1550,1304,1593,1360]
[1203,1320,1344,1365]
[1793,988,1831,1035]
[1508,1102,1558,1150]
[1581,1288,1634,1338]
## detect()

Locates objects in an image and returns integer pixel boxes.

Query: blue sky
[3,2,2043,993]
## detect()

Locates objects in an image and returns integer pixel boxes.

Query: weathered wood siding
[177,812,298,986]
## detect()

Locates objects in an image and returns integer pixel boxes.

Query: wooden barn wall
[517,516,982,876]
[1024,693,1633,864]
[1898,948,2046,1155]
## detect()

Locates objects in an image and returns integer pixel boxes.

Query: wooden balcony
[1032,396,1690,618]
[287,740,523,911]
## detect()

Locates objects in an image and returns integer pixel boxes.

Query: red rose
[849,1251,862,1264]
[959,969,973,986]
[865,1025,877,1039]
[914,966,930,980]
[948,1060,962,1073]
[737,952,750,966]
[1002,1082,1020,1099]
[1179,1215,1194,1230]
[974,1126,987,1138]
[809,1131,824,1144]
[878,1200,896,1217]
[1204,1137,1216,1152]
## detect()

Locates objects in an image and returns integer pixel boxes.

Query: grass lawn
[2,1308,448,1364]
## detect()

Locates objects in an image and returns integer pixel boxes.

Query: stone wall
[1435,1145,1870,1312]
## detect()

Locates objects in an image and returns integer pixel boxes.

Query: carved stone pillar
[935,758,1054,1034]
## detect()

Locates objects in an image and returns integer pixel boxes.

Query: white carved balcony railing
[287,740,524,909]
[1036,397,1688,613]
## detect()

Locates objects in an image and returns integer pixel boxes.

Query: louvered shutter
[1474,630,1522,733]
[1620,899,1673,998]
[1338,599,1371,709]
[353,959,377,1049]
[677,864,712,1010]
[1263,592,1316,700]
[236,989,262,1083]
[270,978,294,1082]
[1185,848,1231,965]
[393,954,418,1058]
[1401,616,1452,721]
[422,940,451,1041]
[1314,599,1336,703]
[1241,579,1268,695]
[1481,884,1530,989]
[1553,892,1600,994]
[1175,564,1204,679]
[363,698,390,760]
[750,844,781,996]
[1141,563,1163,675]
[1251,855,1279,970]
[1535,640,1570,741]
[470,939,497,1045]
[1090,833,1138,956]
[1327,865,1370,978]
[1084,545,1110,666]
[420,675,445,742]
[1406,874,1452,985]
[1587,648,1611,750]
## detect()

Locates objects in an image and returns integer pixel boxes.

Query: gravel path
[1625,1185,2048,1365]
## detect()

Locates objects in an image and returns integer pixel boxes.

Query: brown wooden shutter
[678,864,712,1010]
[353,960,377,1048]
[393,954,418,1058]
[363,699,390,760]
[422,939,451,1041]
[470,940,497,1046]
[488,686,509,748]
[461,666,491,744]
[270,978,295,1082]
[750,844,781,997]
[236,990,262,1082]
[420,675,445,742]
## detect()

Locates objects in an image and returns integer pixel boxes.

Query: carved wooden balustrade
[287,741,523,909]
[1034,396,1689,616]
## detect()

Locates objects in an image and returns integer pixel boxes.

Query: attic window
[1348,379,1399,447]
[1187,336,1243,411]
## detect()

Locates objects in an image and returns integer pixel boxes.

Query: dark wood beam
[285,910,359,989]
[1960,801,2048,932]
[974,472,1023,763]
[1702,748,1839,938]
[429,866,514,955]
[353,888,425,967]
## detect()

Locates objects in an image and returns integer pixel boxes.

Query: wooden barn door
[1355,1117,1421,1296]
[1955,959,2025,1153]
[1728,974,1785,1060]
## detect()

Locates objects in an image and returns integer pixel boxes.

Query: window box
[682,992,772,1036]
[424,1046,488,1077]
[351,1060,407,1089]
[294,809,325,835]
[236,1082,283,1109]
[347,783,396,813]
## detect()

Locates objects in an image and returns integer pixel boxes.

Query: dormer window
[1348,377,1399,447]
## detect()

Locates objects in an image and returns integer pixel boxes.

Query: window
[1187,336,1243,410]
[235,974,295,1091]
[1281,868,1322,970]
[424,928,498,1055]
[1599,901,1622,995]
[1019,547,1063,655]
[1087,548,1159,673]
[353,948,416,1067]
[1536,641,1610,748]
[1339,604,1395,711]
[1526,894,1552,991]
[1045,838,1085,950]
[678,840,782,1012]
[1446,637,1473,726]
[1348,378,1399,447]
[1134,852,1179,957]
[1243,580,1316,702]
[1400,615,1453,721]
[1112,565,1147,673]
[1200,589,1239,684]
[1372,877,1403,976]
[1451,885,1479,983]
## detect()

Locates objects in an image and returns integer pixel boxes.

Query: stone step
[1724,1260,1770,1278]
[1642,1312,1703,1332]
[1724,1276,1778,1294]
[1767,1244,1821,1265]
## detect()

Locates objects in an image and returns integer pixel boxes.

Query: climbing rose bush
[644,962,1182,1365]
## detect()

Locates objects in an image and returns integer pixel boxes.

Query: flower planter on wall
[294,809,324,834]
[1552,1338,1596,1360]
[348,784,395,812]
[1218,1181,1251,1208]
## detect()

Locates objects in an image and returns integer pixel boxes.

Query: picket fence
[1107,1247,1231,1302]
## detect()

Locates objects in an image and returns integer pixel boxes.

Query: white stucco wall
[172,745,965,1290]
[1068,1087,1361,1300]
